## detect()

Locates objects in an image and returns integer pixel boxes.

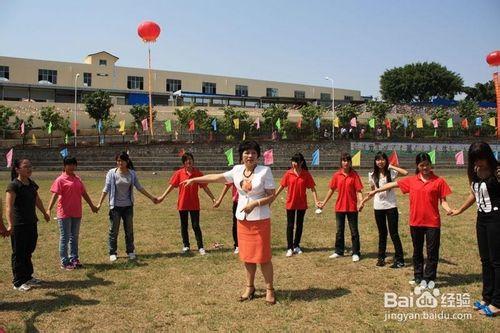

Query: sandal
[266,287,276,305]
[480,305,500,317]
[239,286,255,302]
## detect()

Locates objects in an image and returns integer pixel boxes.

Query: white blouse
[223,164,275,221]
[368,169,398,210]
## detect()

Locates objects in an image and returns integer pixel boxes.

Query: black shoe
[376,258,385,267]
[390,261,405,269]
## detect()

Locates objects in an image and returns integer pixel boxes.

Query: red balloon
[486,50,500,66]
[138,21,161,42]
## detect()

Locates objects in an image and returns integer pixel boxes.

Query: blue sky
[1,0,499,97]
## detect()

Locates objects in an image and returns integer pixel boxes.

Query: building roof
[85,51,119,60]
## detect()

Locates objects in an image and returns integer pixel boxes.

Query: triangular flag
[432,119,439,128]
[297,118,302,129]
[31,133,37,144]
[65,134,69,144]
[384,118,391,130]
[352,150,361,167]
[177,148,186,157]
[224,148,234,166]
[119,120,126,133]
[311,149,320,166]
[188,119,195,132]
[211,118,217,131]
[60,148,69,159]
[6,148,13,168]
[98,119,103,134]
[461,118,469,129]
[403,118,408,128]
[254,117,260,130]
[233,118,240,130]
[333,117,339,128]
[141,118,148,131]
[455,151,464,165]
[389,150,399,166]
[242,132,246,141]
[275,118,281,130]
[447,118,453,128]
[416,118,423,128]
[48,121,53,134]
[263,149,274,165]
[368,118,375,129]
[489,117,496,127]
[475,117,482,127]
[315,118,321,129]
[164,120,172,133]
[133,131,138,141]
[20,121,25,135]
[350,117,357,128]
[428,150,436,164]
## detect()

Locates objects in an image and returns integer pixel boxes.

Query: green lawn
[0,170,497,332]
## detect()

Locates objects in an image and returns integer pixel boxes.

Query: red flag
[461,118,469,129]
[297,118,302,129]
[188,119,195,132]
[141,118,148,131]
[177,148,185,157]
[133,131,138,141]
[72,121,79,134]
[384,119,391,130]
[20,121,25,135]
[6,148,13,168]
[388,150,399,166]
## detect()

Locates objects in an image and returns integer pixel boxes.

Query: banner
[432,119,439,128]
[315,118,321,129]
[333,117,339,128]
[65,134,69,144]
[461,118,469,129]
[455,150,464,165]
[428,150,436,164]
[98,119,103,134]
[475,117,482,127]
[32,134,37,144]
[6,148,13,168]
[384,119,391,130]
[297,118,302,129]
[48,121,53,134]
[164,120,172,133]
[233,118,240,130]
[254,117,260,130]
[119,120,126,133]
[494,72,500,138]
[368,118,375,129]
[352,150,361,167]
[60,148,69,159]
[389,150,399,166]
[447,118,453,128]
[416,118,423,128]
[141,118,148,131]
[263,149,274,165]
[211,119,217,131]
[350,117,357,128]
[188,119,195,132]
[133,131,139,141]
[224,148,234,166]
[275,119,281,130]
[403,118,408,129]
[20,121,25,135]
[311,149,320,166]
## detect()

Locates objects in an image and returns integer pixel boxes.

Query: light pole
[325,76,335,141]
[74,73,80,147]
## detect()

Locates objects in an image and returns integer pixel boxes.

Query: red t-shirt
[328,169,363,212]
[280,169,316,210]
[169,167,206,211]
[397,172,451,228]
[50,173,86,218]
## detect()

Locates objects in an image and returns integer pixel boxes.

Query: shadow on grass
[278,287,350,302]
[437,272,482,288]
[84,260,148,273]
[0,292,99,332]
[38,272,114,290]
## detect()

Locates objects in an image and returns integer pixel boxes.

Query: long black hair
[115,151,135,170]
[10,158,29,181]
[467,141,498,182]
[291,153,308,170]
[415,152,432,174]
[182,152,194,164]
[372,151,391,188]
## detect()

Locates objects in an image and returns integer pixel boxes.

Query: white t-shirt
[223,164,275,221]
[368,169,398,210]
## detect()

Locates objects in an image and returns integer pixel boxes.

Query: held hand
[90,205,98,213]
[367,191,376,198]
[96,204,101,212]
[316,201,325,209]
[358,203,364,212]
[213,199,222,208]
[43,212,50,222]
[45,210,51,219]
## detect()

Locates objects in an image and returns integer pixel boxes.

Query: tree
[463,80,495,102]
[298,104,327,140]
[366,100,392,124]
[83,90,113,125]
[39,106,68,134]
[14,115,34,137]
[457,99,479,123]
[173,104,211,132]
[219,106,251,139]
[380,62,464,103]
[0,105,14,138]
[129,104,157,130]
[261,105,288,131]
[336,104,360,127]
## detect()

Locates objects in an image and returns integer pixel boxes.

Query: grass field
[0,169,497,332]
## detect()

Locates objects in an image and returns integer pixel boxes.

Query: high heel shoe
[239,285,255,302]
[265,287,276,305]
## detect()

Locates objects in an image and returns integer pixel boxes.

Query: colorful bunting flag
[352,150,361,167]
[233,118,240,130]
[48,121,53,134]
[475,117,482,127]
[98,119,103,134]
[60,148,69,159]
[368,118,375,129]
[447,118,453,128]
[297,118,302,129]
[311,149,320,166]
[141,118,148,131]
[263,149,274,165]
[432,119,439,128]
[428,150,436,164]
[211,119,217,131]
[6,148,13,168]
[275,118,281,130]
[242,132,246,141]
[350,117,357,128]
[333,117,339,128]
[403,118,408,129]
[389,150,399,166]
[188,119,195,132]
[455,151,464,165]
[315,118,321,129]
[224,148,234,166]
[119,120,126,133]
[461,118,469,129]
[385,119,391,130]
[133,131,138,141]
[416,118,423,128]
[254,117,260,130]
[31,134,37,144]
[65,134,69,144]
[20,121,25,135]
[489,117,496,127]
[164,120,172,133]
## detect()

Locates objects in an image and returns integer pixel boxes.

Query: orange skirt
[237,218,272,264]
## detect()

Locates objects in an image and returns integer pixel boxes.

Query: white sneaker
[352,254,360,262]
[419,280,428,289]
[329,252,341,258]
[109,254,117,262]
[182,247,190,253]
[233,247,239,254]
[293,247,303,254]
[13,283,31,291]
[128,253,136,260]
[199,248,206,255]
[286,249,293,257]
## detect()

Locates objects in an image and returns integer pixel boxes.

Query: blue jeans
[108,206,134,255]
[58,218,81,265]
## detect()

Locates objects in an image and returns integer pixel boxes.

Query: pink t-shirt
[50,173,86,218]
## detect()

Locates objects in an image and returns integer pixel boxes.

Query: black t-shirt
[6,178,39,226]
[471,171,500,222]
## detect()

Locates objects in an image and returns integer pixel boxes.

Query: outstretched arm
[367,181,399,198]
[182,173,227,187]
[158,184,175,203]
[137,188,158,204]
[449,192,475,216]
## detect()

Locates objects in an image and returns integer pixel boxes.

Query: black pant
[179,210,203,249]
[108,206,134,255]
[374,208,404,262]
[232,201,238,248]
[477,218,500,307]
[11,223,38,287]
[410,226,440,282]
[286,209,306,250]
[335,212,360,256]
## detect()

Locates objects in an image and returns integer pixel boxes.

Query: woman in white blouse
[182,141,277,305]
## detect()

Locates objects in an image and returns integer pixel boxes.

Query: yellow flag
[31,133,37,144]
[489,117,496,126]
[119,120,126,132]
[333,117,339,128]
[233,118,240,129]
[416,118,423,128]
[352,150,361,167]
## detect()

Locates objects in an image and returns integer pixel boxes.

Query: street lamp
[324,76,335,141]
[74,73,80,147]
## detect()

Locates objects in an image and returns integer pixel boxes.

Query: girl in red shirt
[318,153,364,262]
[367,152,453,287]
[275,153,318,257]
[158,153,216,255]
